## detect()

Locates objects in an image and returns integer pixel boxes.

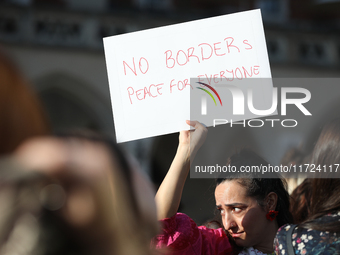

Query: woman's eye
[233,207,242,213]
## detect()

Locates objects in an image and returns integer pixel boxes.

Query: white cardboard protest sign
[103,9,272,143]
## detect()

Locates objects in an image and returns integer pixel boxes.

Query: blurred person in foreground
[275,118,340,254]
[0,47,50,155]
[0,133,159,255]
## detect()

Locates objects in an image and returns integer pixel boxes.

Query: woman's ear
[265,192,278,211]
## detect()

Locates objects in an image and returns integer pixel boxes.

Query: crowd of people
[1,46,340,255]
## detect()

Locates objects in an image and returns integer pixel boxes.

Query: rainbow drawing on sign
[196,82,223,106]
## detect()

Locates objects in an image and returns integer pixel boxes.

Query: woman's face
[215,180,271,249]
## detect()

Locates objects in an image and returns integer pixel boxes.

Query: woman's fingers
[190,121,207,150]
[185,120,198,127]
[179,120,207,155]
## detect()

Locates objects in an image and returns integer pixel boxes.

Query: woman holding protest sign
[152,120,292,255]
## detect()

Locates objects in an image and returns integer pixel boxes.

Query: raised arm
[155,120,207,220]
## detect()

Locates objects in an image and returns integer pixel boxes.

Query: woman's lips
[231,232,244,238]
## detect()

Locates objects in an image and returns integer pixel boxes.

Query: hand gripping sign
[103,9,272,143]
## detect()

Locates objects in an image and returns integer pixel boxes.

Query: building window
[299,42,329,65]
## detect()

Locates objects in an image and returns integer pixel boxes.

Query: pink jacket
[152,213,234,255]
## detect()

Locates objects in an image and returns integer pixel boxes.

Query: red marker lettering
[148,85,157,98]
[183,79,193,89]
[205,74,213,85]
[144,87,151,99]
[139,57,149,74]
[170,79,176,93]
[123,58,137,76]
[198,75,205,83]
[242,66,253,78]
[220,71,227,81]
[198,43,213,61]
[127,87,134,104]
[254,65,260,75]
[224,37,240,53]
[214,74,219,84]
[165,50,175,69]
[176,50,188,66]
[178,80,185,91]
[136,89,144,100]
[214,42,226,56]
[243,40,253,50]
[156,83,163,95]
[235,68,243,80]
[226,69,234,81]
[187,47,200,63]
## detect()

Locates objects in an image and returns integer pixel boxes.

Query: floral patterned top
[239,247,274,255]
[274,211,340,255]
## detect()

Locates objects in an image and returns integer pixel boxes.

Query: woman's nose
[224,213,237,230]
